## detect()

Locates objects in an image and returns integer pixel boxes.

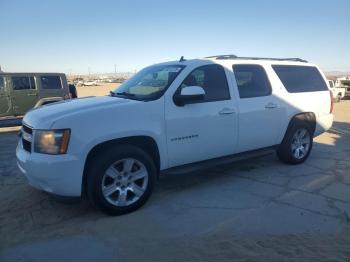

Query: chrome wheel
[101,158,149,206]
[291,128,310,159]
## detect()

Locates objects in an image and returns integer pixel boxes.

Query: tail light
[329,90,334,113]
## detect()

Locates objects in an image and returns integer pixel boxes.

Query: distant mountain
[324,71,350,77]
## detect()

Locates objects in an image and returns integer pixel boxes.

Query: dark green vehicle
[0,73,73,118]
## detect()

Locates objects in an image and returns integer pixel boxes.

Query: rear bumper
[315,113,333,136]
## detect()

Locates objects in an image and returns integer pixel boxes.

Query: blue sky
[0,0,349,74]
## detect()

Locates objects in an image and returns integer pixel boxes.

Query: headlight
[34,129,70,154]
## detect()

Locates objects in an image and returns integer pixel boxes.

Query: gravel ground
[0,100,350,261]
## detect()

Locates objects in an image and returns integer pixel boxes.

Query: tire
[277,121,313,165]
[87,145,156,215]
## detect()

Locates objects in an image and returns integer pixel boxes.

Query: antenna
[179,56,186,62]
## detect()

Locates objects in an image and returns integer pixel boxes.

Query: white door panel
[166,101,237,167]
[237,96,283,152]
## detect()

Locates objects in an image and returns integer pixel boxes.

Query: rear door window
[40,76,62,89]
[272,65,328,93]
[12,76,36,90]
[233,64,271,98]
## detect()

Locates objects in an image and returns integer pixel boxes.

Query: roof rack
[205,54,238,59]
[206,55,307,63]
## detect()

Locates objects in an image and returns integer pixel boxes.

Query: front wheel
[277,123,313,165]
[87,145,156,215]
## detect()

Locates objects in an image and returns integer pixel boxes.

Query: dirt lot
[76,83,121,97]
[1,100,350,261]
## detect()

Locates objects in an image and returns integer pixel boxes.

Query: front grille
[22,124,33,153]
[22,124,32,135]
[22,139,31,152]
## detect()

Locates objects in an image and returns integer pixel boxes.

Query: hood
[23,96,135,128]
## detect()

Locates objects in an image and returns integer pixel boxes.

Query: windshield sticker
[164,67,182,73]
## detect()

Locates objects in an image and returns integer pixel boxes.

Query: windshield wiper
[110,91,135,97]
[116,92,136,97]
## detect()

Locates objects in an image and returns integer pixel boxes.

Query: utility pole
[114,64,117,75]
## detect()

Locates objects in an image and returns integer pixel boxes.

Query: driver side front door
[165,64,238,167]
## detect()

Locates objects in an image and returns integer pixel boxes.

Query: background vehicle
[328,80,345,102]
[17,56,333,216]
[335,76,350,97]
[82,80,98,86]
[0,73,70,119]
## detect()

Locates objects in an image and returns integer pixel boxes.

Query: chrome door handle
[219,108,235,115]
[265,103,277,109]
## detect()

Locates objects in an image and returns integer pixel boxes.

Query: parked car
[16,55,333,215]
[335,76,350,97]
[0,73,70,119]
[82,80,98,86]
[328,80,345,102]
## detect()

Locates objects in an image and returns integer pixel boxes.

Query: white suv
[16,55,333,215]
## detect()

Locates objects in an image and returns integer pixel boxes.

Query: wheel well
[82,136,160,195]
[286,112,316,135]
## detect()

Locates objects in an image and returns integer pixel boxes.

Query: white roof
[152,56,315,68]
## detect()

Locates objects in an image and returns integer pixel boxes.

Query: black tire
[277,121,313,165]
[87,145,156,215]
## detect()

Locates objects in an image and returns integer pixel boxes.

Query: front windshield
[112,64,185,100]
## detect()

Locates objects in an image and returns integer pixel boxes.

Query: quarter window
[272,65,328,93]
[41,76,62,89]
[233,64,271,98]
[180,64,230,102]
[12,76,36,90]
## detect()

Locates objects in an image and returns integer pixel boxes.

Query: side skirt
[161,146,278,176]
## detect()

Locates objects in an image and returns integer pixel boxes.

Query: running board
[161,146,277,175]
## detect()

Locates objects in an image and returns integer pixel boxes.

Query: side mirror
[174,86,205,106]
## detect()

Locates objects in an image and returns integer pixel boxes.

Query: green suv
[0,73,71,118]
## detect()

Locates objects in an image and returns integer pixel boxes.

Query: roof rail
[236,57,308,63]
[205,54,237,59]
[205,55,307,63]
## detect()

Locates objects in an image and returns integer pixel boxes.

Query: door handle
[265,102,277,109]
[27,93,38,96]
[219,108,236,115]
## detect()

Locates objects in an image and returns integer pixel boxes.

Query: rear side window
[41,76,62,89]
[180,64,230,102]
[12,76,36,90]
[272,65,328,93]
[233,64,271,98]
[0,77,4,90]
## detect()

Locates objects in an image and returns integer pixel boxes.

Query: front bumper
[16,140,83,197]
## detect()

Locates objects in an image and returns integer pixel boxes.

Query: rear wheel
[277,122,313,165]
[87,145,156,215]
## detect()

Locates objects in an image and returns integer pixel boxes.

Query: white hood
[23,96,135,128]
